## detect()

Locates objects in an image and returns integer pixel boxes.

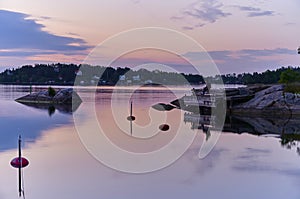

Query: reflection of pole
[130,120,132,136]
[18,135,22,197]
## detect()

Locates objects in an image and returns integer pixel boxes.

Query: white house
[75,70,82,76]
[132,75,140,81]
[119,75,126,81]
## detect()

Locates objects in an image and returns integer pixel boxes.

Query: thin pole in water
[10,135,28,198]
[130,120,133,136]
[130,101,133,116]
[130,101,133,135]
[18,135,22,197]
[127,101,136,135]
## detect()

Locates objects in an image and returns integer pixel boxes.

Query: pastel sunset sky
[1,0,300,74]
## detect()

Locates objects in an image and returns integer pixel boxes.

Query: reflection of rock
[15,88,82,114]
[234,116,300,154]
[235,116,300,135]
[152,103,176,111]
[184,113,300,136]
[48,106,56,116]
[184,112,300,155]
[16,101,81,115]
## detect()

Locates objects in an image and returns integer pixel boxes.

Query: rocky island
[15,88,82,113]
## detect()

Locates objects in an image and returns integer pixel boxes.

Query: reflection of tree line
[184,113,300,156]
[280,134,300,155]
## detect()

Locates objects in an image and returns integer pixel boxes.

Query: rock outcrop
[15,88,82,105]
[232,85,300,116]
[152,103,176,111]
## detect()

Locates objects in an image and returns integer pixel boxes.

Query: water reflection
[2,122,300,199]
[0,113,72,152]
[1,86,300,199]
[15,101,81,116]
[0,86,73,151]
[184,113,300,155]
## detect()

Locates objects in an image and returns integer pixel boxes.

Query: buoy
[127,115,136,121]
[10,135,29,198]
[159,124,170,131]
[127,101,136,121]
[10,157,29,168]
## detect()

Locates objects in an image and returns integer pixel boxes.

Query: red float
[10,157,29,168]
[11,135,29,197]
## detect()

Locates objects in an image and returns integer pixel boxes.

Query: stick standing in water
[127,101,136,135]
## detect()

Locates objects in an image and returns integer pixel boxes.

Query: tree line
[222,67,300,84]
[0,63,299,85]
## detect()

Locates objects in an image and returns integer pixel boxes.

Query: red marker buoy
[10,135,29,198]
[159,124,170,131]
[10,157,29,168]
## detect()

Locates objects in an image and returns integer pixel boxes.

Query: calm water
[0,85,299,199]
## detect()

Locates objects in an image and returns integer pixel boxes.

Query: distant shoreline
[1,64,300,86]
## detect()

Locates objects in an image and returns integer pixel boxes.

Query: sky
[1,0,300,74]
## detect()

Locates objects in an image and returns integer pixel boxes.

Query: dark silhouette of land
[0,63,300,85]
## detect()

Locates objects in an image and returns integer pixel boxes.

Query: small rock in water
[152,103,176,111]
[15,88,82,104]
